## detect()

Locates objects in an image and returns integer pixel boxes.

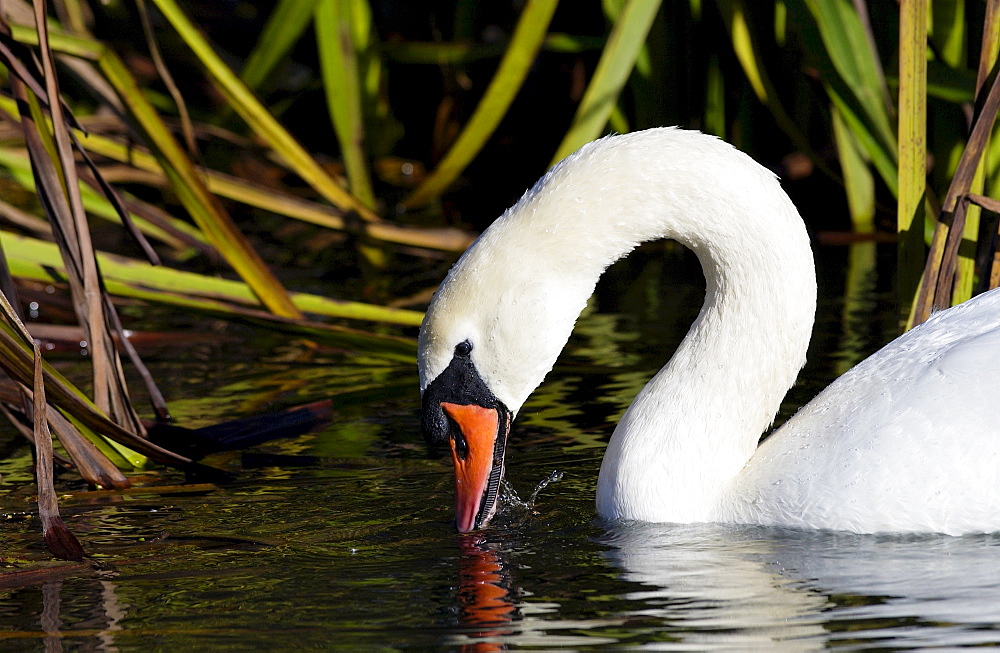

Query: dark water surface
[2,243,1000,650]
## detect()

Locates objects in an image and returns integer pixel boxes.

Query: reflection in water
[603,523,829,649]
[7,572,127,651]
[601,522,1000,649]
[41,581,62,653]
[97,579,128,649]
[455,535,516,651]
[450,532,622,650]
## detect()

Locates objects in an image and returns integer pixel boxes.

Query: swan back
[727,288,1000,534]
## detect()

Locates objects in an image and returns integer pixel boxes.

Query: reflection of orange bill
[458,535,515,640]
[442,402,503,533]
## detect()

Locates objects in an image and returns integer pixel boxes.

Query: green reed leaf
[832,109,875,232]
[4,231,424,327]
[241,0,320,91]
[792,0,897,192]
[147,0,381,224]
[315,0,376,209]
[97,49,305,319]
[900,0,931,326]
[403,0,560,208]
[550,0,661,165]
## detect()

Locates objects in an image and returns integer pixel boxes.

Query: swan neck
[581,134,816,523]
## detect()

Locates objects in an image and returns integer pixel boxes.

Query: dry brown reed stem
[135,0,198,159]
[20,1,146,438]
[33,350,85,561]
[911,59,1000,325]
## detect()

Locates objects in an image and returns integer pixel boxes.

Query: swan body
[418,127,1000,535]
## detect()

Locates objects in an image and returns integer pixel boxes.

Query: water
[1,243,999,649]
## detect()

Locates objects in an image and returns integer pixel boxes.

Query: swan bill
[440,402,509,532]
[421,340,512,532]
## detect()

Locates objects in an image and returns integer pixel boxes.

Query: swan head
[419,337,513,533]
[418,176,596,532]
[418,265,588,532]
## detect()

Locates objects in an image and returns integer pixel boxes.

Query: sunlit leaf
[97,50,305,319]
[898,0,929,326]
[315,0,376,209]
[832,109,875,232]
[550,0,661,165]
[403,0,560,208]
[147,0,382,223]
[4,231,424,327]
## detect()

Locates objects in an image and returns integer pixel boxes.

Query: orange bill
[441,402,501,532]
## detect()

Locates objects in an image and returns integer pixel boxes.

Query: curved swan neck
[598,241,815,520]
[419,129,816,523]
[574,132,816,523]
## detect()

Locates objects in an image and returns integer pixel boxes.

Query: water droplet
[496,470,564,527]
[528,470,564,505]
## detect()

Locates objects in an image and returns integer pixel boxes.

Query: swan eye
[450,421,468,460]
[454,340,473,357]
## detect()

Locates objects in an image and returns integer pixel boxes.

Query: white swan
[418,127,1000,535]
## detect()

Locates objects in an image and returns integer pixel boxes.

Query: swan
[418,127,1000,536]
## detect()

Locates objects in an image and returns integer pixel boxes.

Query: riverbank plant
[0,0,995,557]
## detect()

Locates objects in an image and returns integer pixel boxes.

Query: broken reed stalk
[32,0,127,430]
[0,239,89,558]
[34,346,85,561]
[5,3,155,442]
[911,64,1000,326]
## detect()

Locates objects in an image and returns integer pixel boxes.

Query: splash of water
[494,470,564,527]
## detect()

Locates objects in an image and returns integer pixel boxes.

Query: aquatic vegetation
[0,0,994,557]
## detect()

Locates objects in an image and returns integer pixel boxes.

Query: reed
[911,0,1000,325]
[550,0,662,164]
[0,0,999,557]
[897,0,928,325]
[403,0,559,208]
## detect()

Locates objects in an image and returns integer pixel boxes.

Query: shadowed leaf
[241,0,320,91]
[403,0,560,208]
[550,0,662,165]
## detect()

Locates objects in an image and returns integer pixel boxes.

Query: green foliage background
[0,0,997,556]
